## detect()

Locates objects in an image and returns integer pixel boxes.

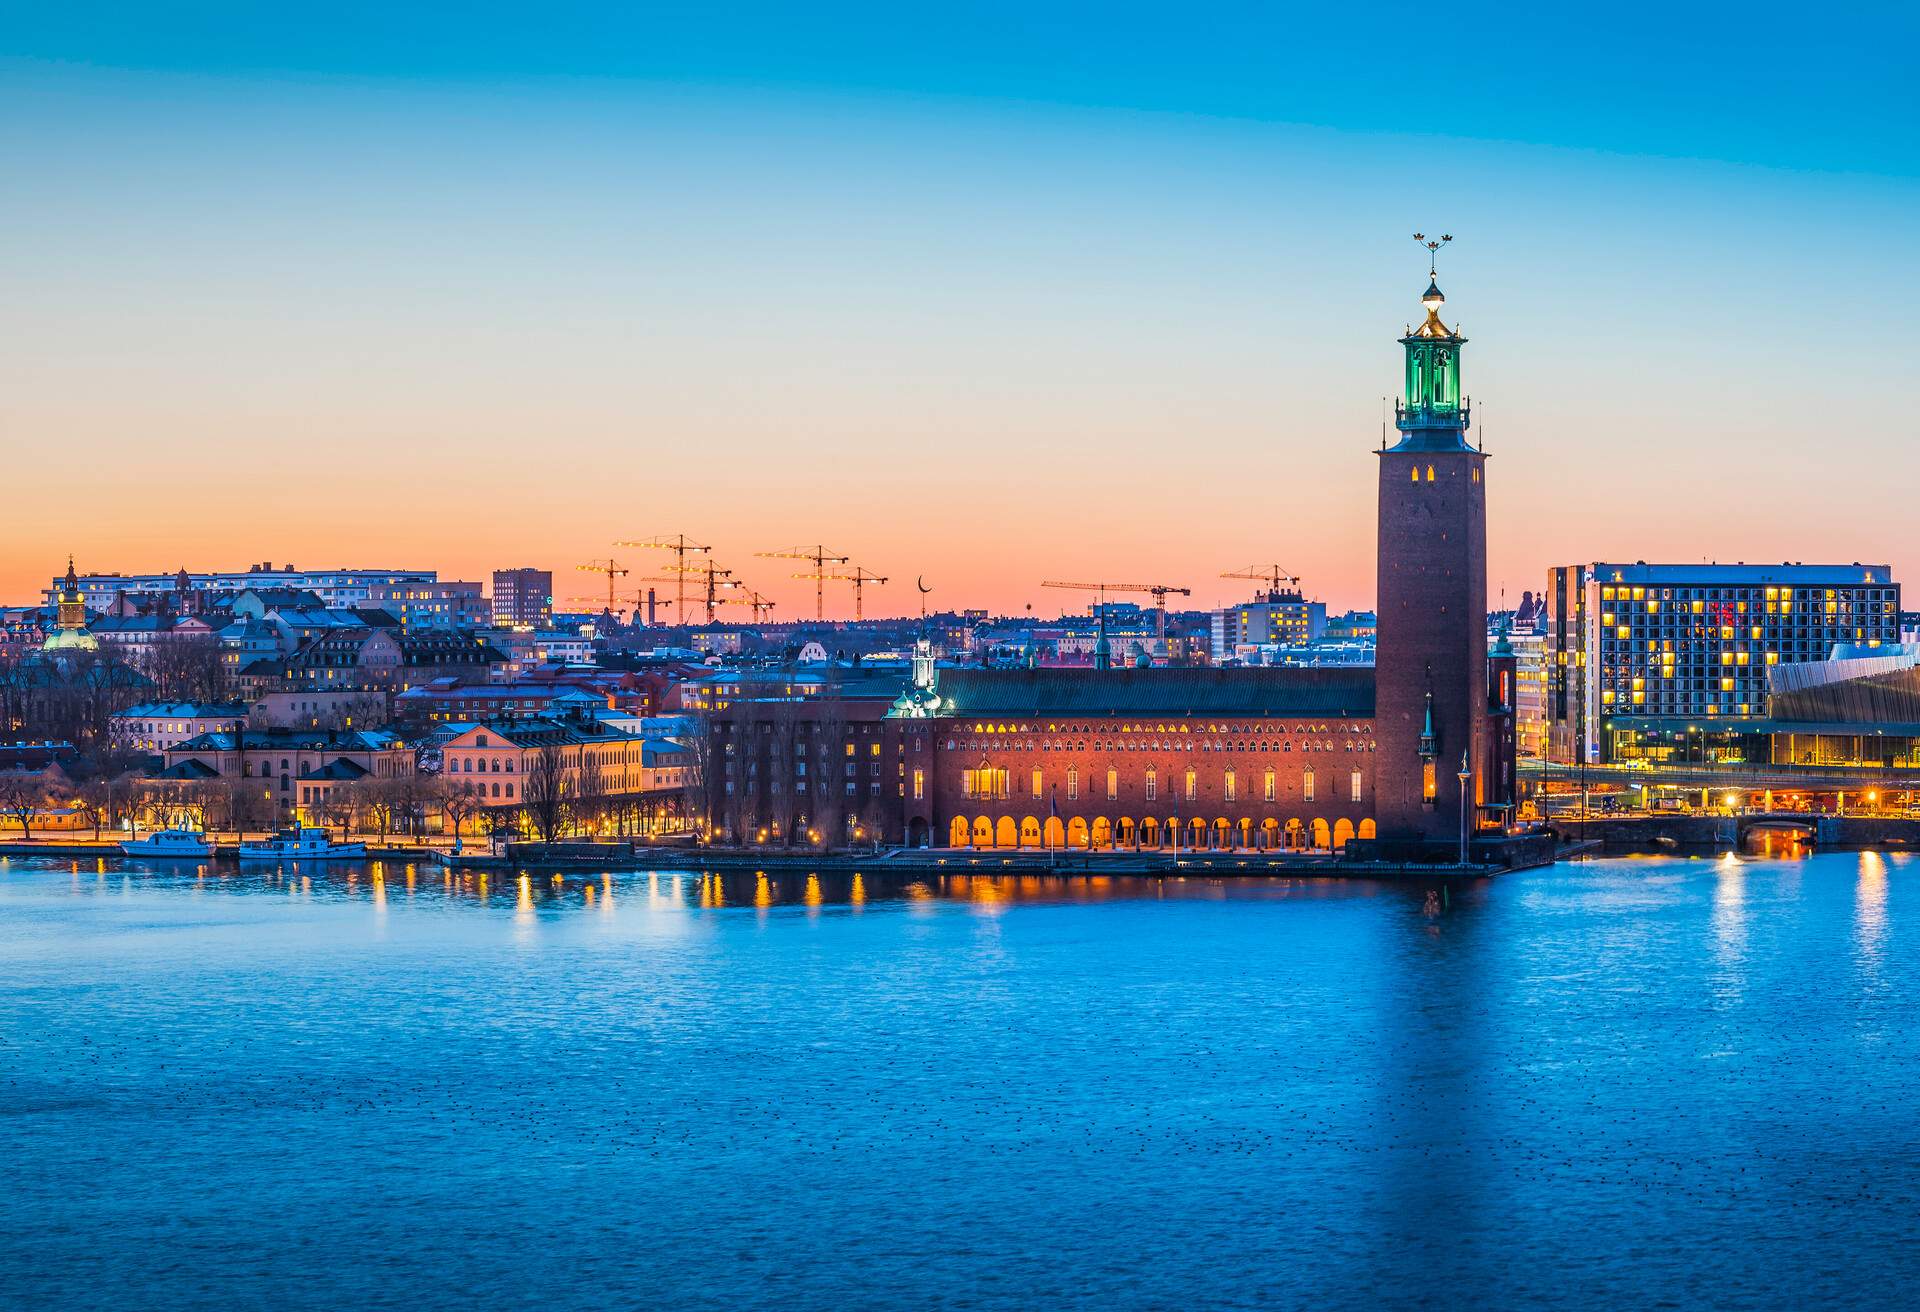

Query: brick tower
[1374,249,1489,844]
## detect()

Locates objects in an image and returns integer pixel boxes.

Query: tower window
[1425,465,1435,481]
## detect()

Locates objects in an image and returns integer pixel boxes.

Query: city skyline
[3,5,1915,614]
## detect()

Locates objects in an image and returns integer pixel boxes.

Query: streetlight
[1457,753,1472,867]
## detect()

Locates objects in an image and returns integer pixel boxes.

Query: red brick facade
[929,714,1378,851]
[1375,444,1491,838]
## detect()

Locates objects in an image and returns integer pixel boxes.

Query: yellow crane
[575,559,629,613]
[1040,580,1192,639]
[756,544,849,621]
[734,589,778,623]
[615,535,711,626]
[819,565,888,622]
[1221,564,1301,594]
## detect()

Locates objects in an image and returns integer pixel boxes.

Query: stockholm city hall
[713,255,1521,862]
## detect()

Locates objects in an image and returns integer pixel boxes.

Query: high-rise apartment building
[491,568,554,629]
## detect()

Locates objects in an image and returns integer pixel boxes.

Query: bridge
[1521,759,1920,799]
[1552,810,1920,853]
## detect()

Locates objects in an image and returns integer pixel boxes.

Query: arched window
[1144,767,1158,801]
[1303,767,1316,802]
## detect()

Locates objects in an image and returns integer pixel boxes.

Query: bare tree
[137,635,229,704]
[574,755,610,839]
[74,778,113,840]
[225,779,273,837]
[812,674,847,852]
[436,778,483,852]
[349,778,397,841]
[315,788,356,837]
[723,694,757,844]
[521,742,569,845]
[317,693,389,732]
[388,771,429,842]
[0,651,28,736]
[0,774,47,839]
[677,710,718,841]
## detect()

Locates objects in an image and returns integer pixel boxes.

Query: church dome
[42,626,99,653]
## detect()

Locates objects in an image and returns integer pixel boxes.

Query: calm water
[2,852,1916,1311]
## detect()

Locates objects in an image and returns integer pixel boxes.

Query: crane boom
[757,545,850,620]
[616,534,711,626]
[1040,580,1190,638]
[1220,564,1302,593]
[575,559,630,612]
[819,565,888,622]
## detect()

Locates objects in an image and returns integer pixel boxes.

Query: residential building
[491,568,553,628]
[153,728,414,818]
[111,702,248,755]
[1210,590,1327,663]
[251,689,389,730]
[365,580,488,631]
[439,717,652,808]
[51,565,436,614]
[491,628,593,674]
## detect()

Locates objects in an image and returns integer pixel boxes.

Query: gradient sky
[2,3,1915,618]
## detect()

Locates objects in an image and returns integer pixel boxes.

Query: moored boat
[236,827,368,860]
[120,829,214,858]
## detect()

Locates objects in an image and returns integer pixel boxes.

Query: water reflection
[1856,849,1888,975]
[1711,853,1747,980]
[29,857,1473,915]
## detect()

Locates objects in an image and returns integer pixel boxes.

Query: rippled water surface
[3,852,1917,1310]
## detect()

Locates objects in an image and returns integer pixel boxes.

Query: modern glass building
[1547,562,1901,763]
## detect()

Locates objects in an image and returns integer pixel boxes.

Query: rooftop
[1578,563,1895,586]
[932,666,1375,718]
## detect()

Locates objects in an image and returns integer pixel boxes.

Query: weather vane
[1412,231,1453,276]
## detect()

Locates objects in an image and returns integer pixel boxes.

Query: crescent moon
[917,576,931,594]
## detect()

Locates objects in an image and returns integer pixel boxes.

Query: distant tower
[1374,240,1489,841]
[43,557,100,654]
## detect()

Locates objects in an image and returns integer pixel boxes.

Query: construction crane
[733,589,777,623]
[673,559,742,624]
[756,544,849,621]
[566,587,657,624]
[576,559,629,613]
[1040,580,1192,639]
[1221,564,1302,595]
[615,535,711,627]
[818,566,888,623]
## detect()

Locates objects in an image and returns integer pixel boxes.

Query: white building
[111,702,249,755]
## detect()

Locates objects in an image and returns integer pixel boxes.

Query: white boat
[120,829,214,858]
[236,827,368,861]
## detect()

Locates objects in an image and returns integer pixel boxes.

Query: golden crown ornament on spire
[1410,231,1455,337]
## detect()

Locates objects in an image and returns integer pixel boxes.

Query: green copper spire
[1391,234,1472,453]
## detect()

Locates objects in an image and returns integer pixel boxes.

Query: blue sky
[8,2,1914,175]
[1,3,1915,612]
